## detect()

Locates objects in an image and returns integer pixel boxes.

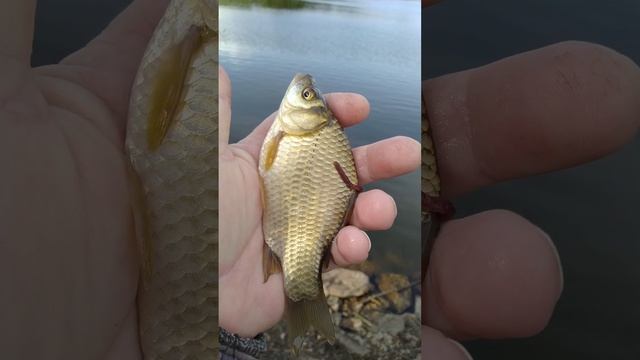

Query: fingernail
[447,339,473,360]
[363,230,372,252]
[540,228,564,296]
[389,193,398,219]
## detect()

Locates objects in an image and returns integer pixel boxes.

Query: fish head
[278,73,331,135]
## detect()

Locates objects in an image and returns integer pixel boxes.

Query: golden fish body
[125,0,218,358]
[422,94,446,281]
[421,96,440,201]
[259,74,358,350]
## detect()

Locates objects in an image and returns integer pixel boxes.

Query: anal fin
[286,289,335,355]
[262,243,282,283]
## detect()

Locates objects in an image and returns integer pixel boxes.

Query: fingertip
[332,226,371,266]
[354,136,421,185]
[422,326,473,360]
[537,227,564,297]
[427,41,640,197]
[429,209,562,339]
[403,136,422,168]
[325,92,370,126]
[352,189,397,230]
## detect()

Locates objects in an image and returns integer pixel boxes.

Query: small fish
[126,0,218,358]
[259,74,361,353]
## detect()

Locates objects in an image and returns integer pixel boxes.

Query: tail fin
[286,289,335,355]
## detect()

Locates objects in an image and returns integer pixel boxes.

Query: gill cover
[277,73,331,136]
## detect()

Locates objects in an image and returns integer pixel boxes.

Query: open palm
[0,1,183,359]
[218,67,421,337]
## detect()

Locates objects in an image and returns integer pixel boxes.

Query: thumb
[219,66,232,152]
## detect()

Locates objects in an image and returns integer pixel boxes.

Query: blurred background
[423,1,640,359]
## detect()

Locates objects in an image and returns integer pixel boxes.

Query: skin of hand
[422,1,640,359]
[218,67,421,337]
[0,0,203,359]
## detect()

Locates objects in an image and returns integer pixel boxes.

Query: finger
[237,92,370,158]
[422,327,473,360]
[423,210,563,339]
[325,92,371,127]
[59,0,172,117]
[0,0,36,63]
[219,66,232,152]
[353,136,421,185]
[330,226,371,267]
[425,41,640,197]
[350,189,396,230]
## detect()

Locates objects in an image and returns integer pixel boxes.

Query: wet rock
[403,313,421,334]
[336,329,370,356]
[262,271,421,359]
[377,273,412,313]
[361,295,390,313]
[341,296,364,315]
[340,317,364,333]
[360,308,384,323]
[331,312,342,327]
[327,295,340,312]
[377,313,405,336]
[368,332,393,353]
[323,269,370,298]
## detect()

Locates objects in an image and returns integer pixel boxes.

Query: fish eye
[302,88,316,101]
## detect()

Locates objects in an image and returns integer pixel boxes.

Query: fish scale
[262,121,356,301]
[125,0,218,358]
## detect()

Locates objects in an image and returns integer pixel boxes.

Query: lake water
[221,0,422,276]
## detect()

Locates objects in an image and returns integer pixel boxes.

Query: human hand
[0,1,176,359]
[218,67,421,337]
[421,10,640,360]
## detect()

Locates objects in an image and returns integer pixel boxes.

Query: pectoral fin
[286,289,335,355]
[263,131,285,171]
[262,243,282,283]
[147,25,206,150]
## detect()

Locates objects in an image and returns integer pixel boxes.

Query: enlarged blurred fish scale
[126,0,218,358]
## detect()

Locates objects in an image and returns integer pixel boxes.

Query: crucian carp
[125,0,218,358]
[259,73,362,353]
